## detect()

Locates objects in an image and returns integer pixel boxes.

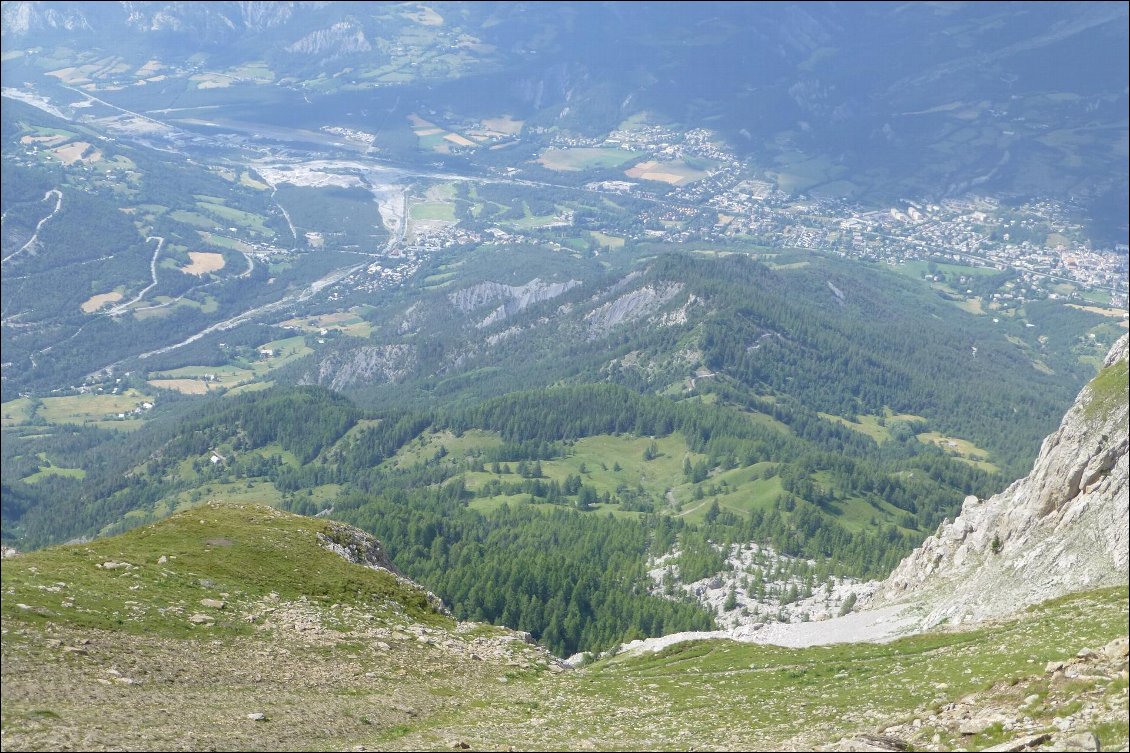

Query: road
[1,189,63,264]
[107,236,163,315]
[136,262,365,361]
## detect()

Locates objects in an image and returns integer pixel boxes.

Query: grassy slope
[0,503,447,637]
[2,505,1126,751]
[407,587,1129,751]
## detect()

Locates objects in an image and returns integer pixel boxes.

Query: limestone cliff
[870,334,1129,628]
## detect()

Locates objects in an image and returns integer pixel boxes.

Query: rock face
[448,278,581,329]
[286,21,370,55]
[870,334,1129,628]
[312,343,416,390]
[583,283,683,338]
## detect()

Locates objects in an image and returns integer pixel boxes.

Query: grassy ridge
[0,504,449,638]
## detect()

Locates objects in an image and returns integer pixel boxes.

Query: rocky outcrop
[584,283,683,338]
[317,521,450,617]
[286,21,370,55]
[448,278,580,328]
[317,521,403,577]
[1,2,92,35]
[870,334,1129,628]
[312,343,415,390]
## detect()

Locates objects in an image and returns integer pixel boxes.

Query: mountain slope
[0,503,562,750]
[2,503,1126,751]
[871,334,1129,627]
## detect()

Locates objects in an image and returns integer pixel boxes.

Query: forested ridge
[2,376,1005,655]
[1,242,1111,657]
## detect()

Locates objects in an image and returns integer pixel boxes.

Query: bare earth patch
[1068,304,1128,321]
[53,142,101,165]
[81,292,123,314]
[180,252,226,276]
[625,160,707,185]
[20,134,68,148]
[477,115,524,136]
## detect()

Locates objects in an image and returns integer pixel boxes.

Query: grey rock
[286,22,369,55]
[200,598,226,610]
[959,718,994,735]
[981,733,1052,752]
[247,712,267,721]
[188,614,213,625]
[826,734,910,751]
[313,343,416,391]
[1057,731,1101,752]
[1102,637,1129,659]
[584,283,683,338]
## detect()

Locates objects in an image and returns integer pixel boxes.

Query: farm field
[25,389,154,429]
[625,158,712,185]
[280,309,373,338]
[1,398,38,427]
[538,147,642,171]
[179,251,226,276]
[410,201,456,221]
[147,336,313,394]
[80,291,123,313]
[590,231,625,249]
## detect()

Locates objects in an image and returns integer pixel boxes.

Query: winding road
[1,189,63,264]
[107,236,163,315]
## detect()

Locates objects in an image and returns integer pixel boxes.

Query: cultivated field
[180,252,226,276]
[539,148,641,171]
[146,379,219,395]
[1,397,37,427]
[35,389,153,429]
[281,309,373,338]
[80,291,123,313]
[625,159,710,185]
[590,231,625,249]
[147,336,312,394]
